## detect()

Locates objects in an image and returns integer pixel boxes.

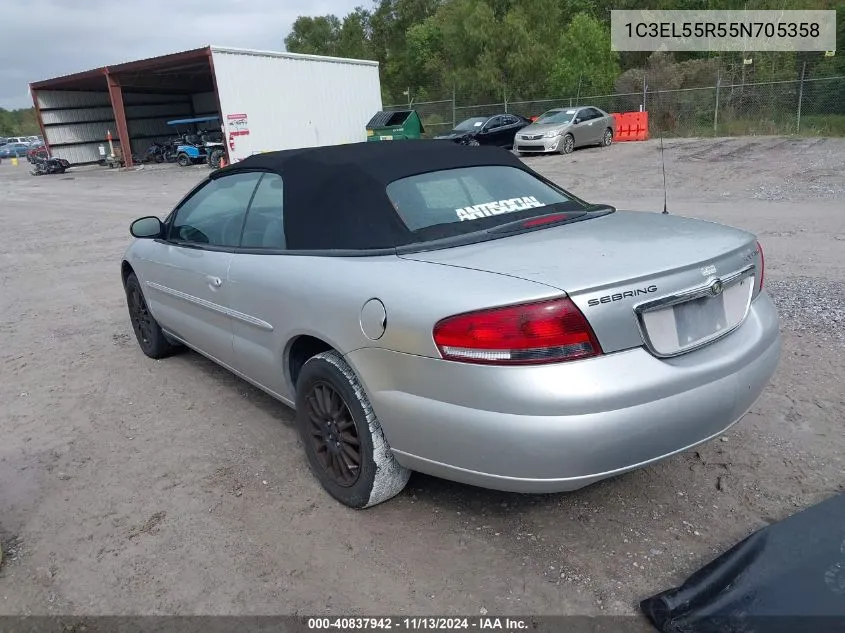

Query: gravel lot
[1,137,843,622]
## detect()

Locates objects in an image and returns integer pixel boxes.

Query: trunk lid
[400,210,763,355]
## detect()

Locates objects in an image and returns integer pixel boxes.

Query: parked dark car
[434,114,531,149]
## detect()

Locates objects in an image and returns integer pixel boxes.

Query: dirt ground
[1,137,843,622]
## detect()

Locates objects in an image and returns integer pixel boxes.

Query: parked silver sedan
[515,106,615,155]
[122,141,780,509]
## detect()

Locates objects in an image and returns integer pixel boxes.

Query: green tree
[337,7,376,60]
[548,13,619,97]
[405,18,448,99]
[499,0,565,100]
[370,0,444,102]
[0,108,39,137]
[284,15,343,56]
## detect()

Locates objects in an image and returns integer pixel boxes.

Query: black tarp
[641,491,845,633]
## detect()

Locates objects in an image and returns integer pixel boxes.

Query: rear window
[536,109,577,124]
[385,165,582,232]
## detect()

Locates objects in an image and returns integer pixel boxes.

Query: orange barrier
[610,111,649,142]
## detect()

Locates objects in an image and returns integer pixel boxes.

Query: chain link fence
[386,74,845,139]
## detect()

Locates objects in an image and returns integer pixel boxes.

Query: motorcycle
[30,151,70,176]
[142,142,169,163]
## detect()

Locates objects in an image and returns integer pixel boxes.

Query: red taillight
[432,297,603,365]
[756,240,765,289]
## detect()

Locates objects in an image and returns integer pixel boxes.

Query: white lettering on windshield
[456,196,545,221]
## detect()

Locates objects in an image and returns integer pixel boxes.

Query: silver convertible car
[122,141,781,509]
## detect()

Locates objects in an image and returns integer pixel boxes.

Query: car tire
[559,133,575,154]
[295,350,411,509]
[602,128,613,147]
[124,272,181,359]
[208,149,225,170]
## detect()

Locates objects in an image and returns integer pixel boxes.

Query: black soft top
[214,140,546,251]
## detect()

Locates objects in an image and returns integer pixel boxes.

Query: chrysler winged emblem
[709,279,724,296]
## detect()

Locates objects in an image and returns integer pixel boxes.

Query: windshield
[535,109,577,124]
[386,165,590,238]
[454,117,488,131]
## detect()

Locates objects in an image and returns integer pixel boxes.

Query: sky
[0,0,367,109]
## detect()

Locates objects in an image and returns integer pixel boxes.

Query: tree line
[285,0,844,106]
[0,108,39,137]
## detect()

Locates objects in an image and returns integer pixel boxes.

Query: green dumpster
[365,110,425,141]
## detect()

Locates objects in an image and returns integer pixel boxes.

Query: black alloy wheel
[294,350,411,508]
[124,272,180,359]
[304,382,361,487]
[128,282,155,349]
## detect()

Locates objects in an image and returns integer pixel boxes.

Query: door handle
[207,275,222,288]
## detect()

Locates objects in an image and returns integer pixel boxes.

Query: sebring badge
[701,264,718,277]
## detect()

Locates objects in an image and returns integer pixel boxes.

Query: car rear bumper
[345,293,781,493]
[514,137,561,153]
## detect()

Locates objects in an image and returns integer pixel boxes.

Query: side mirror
[574,118,583,124]
[130,216,164,239]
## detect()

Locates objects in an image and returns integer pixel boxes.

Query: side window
[168,172,262,247]
[240,173,285,249]
[485,116,504,130]
[584,108,601,120]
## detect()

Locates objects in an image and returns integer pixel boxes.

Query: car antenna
[656,87,669,214]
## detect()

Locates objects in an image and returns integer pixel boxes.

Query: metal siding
[192,91,218,113]
[124,102,193,119]
[211,49,382,162]
[40,106,114,125]
[127,117,178,138]
[36,90,110,109]
[51,143,108,164]
[35,90,115,164]
[45,121,116,145]
[123,92,191,105]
